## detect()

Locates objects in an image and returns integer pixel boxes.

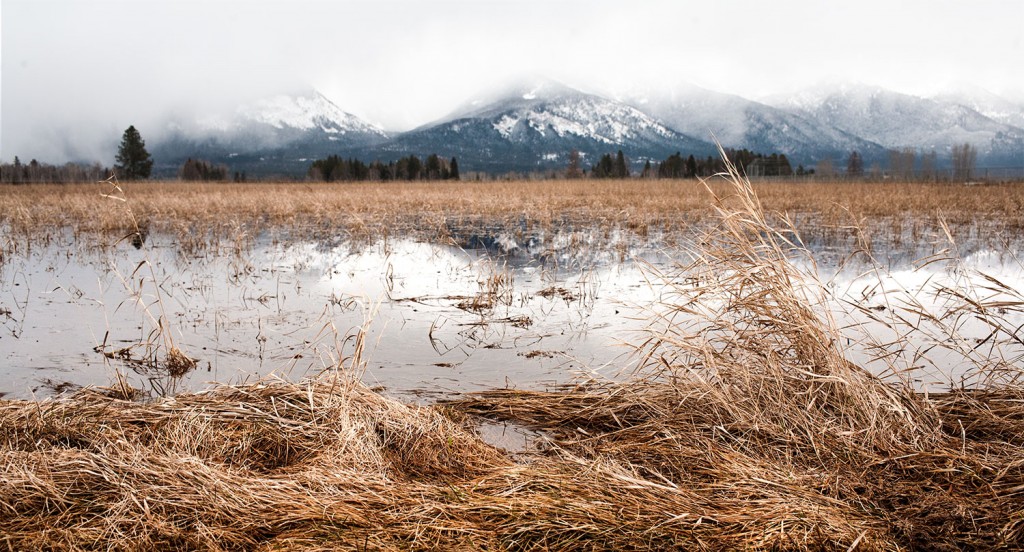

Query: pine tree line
[656,149,793,179]
[308,154,460,182]
[180,158,229,181]
[566,148,793,180]
[590,150,631,179]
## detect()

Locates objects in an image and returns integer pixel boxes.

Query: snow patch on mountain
[493,115,519,138]
[480,88,681,145]
[765,83,1024,158]
[932,85,1024,129]
[385,78,715,174]
[235,92,387,137]
[622,82,884,164]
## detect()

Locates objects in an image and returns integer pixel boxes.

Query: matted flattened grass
[4,375,1022,549]
[3,169,1023,550]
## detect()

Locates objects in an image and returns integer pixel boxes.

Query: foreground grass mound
[3,167,1023,550]
[3,374,1023,549]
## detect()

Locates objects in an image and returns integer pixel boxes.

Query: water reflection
[1,230,1021,400]
[0,233,656,400]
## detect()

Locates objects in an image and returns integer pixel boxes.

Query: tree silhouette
[566,149,583,179]
[951,143,977,181]
[115,125,153,180]
[846,151,863,177]
[614,150,629,178]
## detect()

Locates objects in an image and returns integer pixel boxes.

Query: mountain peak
[442,76,585,121]
[236,90,386,136]
[152,80,1022,178]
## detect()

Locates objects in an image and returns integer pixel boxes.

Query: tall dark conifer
[846,151,864,177]
[614,150,628,178]
[115,125,153,180]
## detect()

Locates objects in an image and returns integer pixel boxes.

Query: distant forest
[0,157,110,184]
[0,144,985,183]
[308,154,460,182]
[0,149,848,184]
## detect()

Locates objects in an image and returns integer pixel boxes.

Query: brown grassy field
[2,174,1024,549]
[1,178,1022,252]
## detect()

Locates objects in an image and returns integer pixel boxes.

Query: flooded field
[5,176,1024,550]
[1,229,662,400]
[2,207,1022,400]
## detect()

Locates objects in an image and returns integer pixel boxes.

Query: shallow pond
[0,229,667,400]
[2,227,1022,400]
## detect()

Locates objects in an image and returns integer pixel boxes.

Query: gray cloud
[3,0,1022,163]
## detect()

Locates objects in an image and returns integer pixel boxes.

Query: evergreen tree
[614,150,628,178]
[115,125,153,180]
[450,157,460,180]
[658,152,684,178]
[778,154,793,176]
[180,158,227,181]
[425,154,442,180]
[11,156,22,184]
[846,151,864,177]
[406,156,422,180]
[591,153,615,178]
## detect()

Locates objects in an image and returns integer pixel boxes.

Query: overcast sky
[3,0,1023,163]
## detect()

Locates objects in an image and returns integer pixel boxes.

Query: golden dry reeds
[2,168,1024,550]
[1,178,1022,258]
[453,161,1024,549]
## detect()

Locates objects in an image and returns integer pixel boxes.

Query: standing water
[1,226,1022,400]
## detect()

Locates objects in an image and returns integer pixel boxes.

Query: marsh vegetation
[2,172,1023,549]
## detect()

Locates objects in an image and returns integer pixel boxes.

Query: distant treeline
[589,151,631,179]
[180,158,230,182]
[308,154,460,182]
[0,157,111,184]
[657,149,794,178]
[564,148,796,180]
[0,156,244,184]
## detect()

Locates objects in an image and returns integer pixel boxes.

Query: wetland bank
[3,174,1024,549]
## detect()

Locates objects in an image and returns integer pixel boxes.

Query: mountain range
[150,79,1024,177]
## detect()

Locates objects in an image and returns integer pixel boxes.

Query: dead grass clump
[451,159,1024,549]
[164,346,198,377]
[0,374,508,549]
[537,285,579,302]
[457,263,515,314]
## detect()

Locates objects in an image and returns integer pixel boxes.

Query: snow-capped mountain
[621,83,886,166]
[932,85,1024,130]
[232,92,387,139]
[766,83,1024,164]
[143,80,1023,178]
[380,78,716,173]
[152,90,388,176]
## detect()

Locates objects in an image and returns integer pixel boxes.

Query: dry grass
[3,170,1024,549]
[1,179,1022,257]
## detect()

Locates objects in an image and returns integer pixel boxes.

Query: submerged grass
[3,169,1024,549]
